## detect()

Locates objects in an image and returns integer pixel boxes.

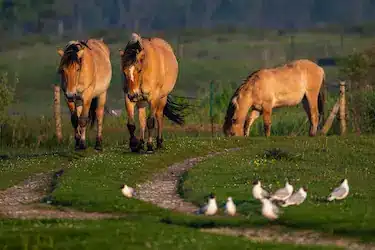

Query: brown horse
[223,59,325,137]
[119,33,186,153]
[57,38,112,150]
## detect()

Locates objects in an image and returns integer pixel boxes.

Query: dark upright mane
[121,40,143,67]
[58,41,90,72]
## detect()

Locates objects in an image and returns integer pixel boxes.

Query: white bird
[121,184,136,198]
[270,181,294,202]
[261,198,280,220]
[327,179,349,201]
[281,187,308,207]
[252,180,270,200]
[197,193,218,215]
[224,197,236,216]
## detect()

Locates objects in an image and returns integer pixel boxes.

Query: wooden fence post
[209,81,214,137]
[320,100,340,135]
[53,84,63,142]
[339,81,347,135]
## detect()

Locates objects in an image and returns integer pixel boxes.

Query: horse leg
[136,101,147,151]
[94,92,106,151]
[262,106,273,137]
[125,96,140,152]
[156,96,167,149]
[304,92,319,136]
[146,100,158,153]
[66,100,80,149]
[244,110,260,136]
[76,99,92,150]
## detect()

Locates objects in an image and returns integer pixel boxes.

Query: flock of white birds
[120,178,349,220]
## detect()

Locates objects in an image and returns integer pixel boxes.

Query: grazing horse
[57,38,112,150]
[223,59,325,137]
[119,33,186,153]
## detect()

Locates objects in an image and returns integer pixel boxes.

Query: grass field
[0,136,345,250]
[0,219,338,250]
[180,135,375,243]
[0,135,373,249]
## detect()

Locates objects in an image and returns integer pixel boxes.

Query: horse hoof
[75,141,87,151]
[137,139,145,151]
[94,144,103,151]
[129,136,140,152]
[146,143,154,153]
[156,137,163,149]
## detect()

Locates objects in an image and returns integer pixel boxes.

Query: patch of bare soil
[0,171,121,220]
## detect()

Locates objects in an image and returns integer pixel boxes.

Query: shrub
[338,46,375,133]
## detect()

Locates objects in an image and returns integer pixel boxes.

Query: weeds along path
[136,148,375,250]
[0,171,121,220]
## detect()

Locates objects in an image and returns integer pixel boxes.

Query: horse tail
[88,97,98,129]
[318,73,326,128]
[163,95,188,126]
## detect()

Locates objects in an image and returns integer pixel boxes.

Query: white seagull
[197,193,218,215]
[281,187,308,207]
[121,184,136,198]
[252,180,270,200]
[327,179,349,201]
[261,198,280,220]
[224,197,236,216]
[270,181,294,202]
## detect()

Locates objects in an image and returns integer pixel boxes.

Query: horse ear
[119,49,124,56]
[57,49,64,57]
[130,32,143,49]
[77,49,84,59]
[130,33,141,43]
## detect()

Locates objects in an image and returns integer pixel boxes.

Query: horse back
[86,39,112,94]
[142,37,178,96]
[252,59,324,107]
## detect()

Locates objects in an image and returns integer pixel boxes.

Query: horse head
[119,33,146,102]
[57,41,89,101]
[223,96,245,137]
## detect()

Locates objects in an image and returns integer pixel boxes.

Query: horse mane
[58,40,91,72]
[224,69,261,124]
[121,36,153,67]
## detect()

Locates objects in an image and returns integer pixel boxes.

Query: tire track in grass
[0,170,122,220]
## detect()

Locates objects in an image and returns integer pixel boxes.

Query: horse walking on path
[57,38,112,150]
[119,33,186,153]
[223,59,325,137]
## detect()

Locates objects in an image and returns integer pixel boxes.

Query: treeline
[2,0,375,38]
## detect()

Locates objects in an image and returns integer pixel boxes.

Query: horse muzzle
[65,92,83,102]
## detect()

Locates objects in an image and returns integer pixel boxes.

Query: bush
[338,46,375,133]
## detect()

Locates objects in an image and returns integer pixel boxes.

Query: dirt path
[136,148,240,213]
[0,171,121,220]
[135,149,375,250]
